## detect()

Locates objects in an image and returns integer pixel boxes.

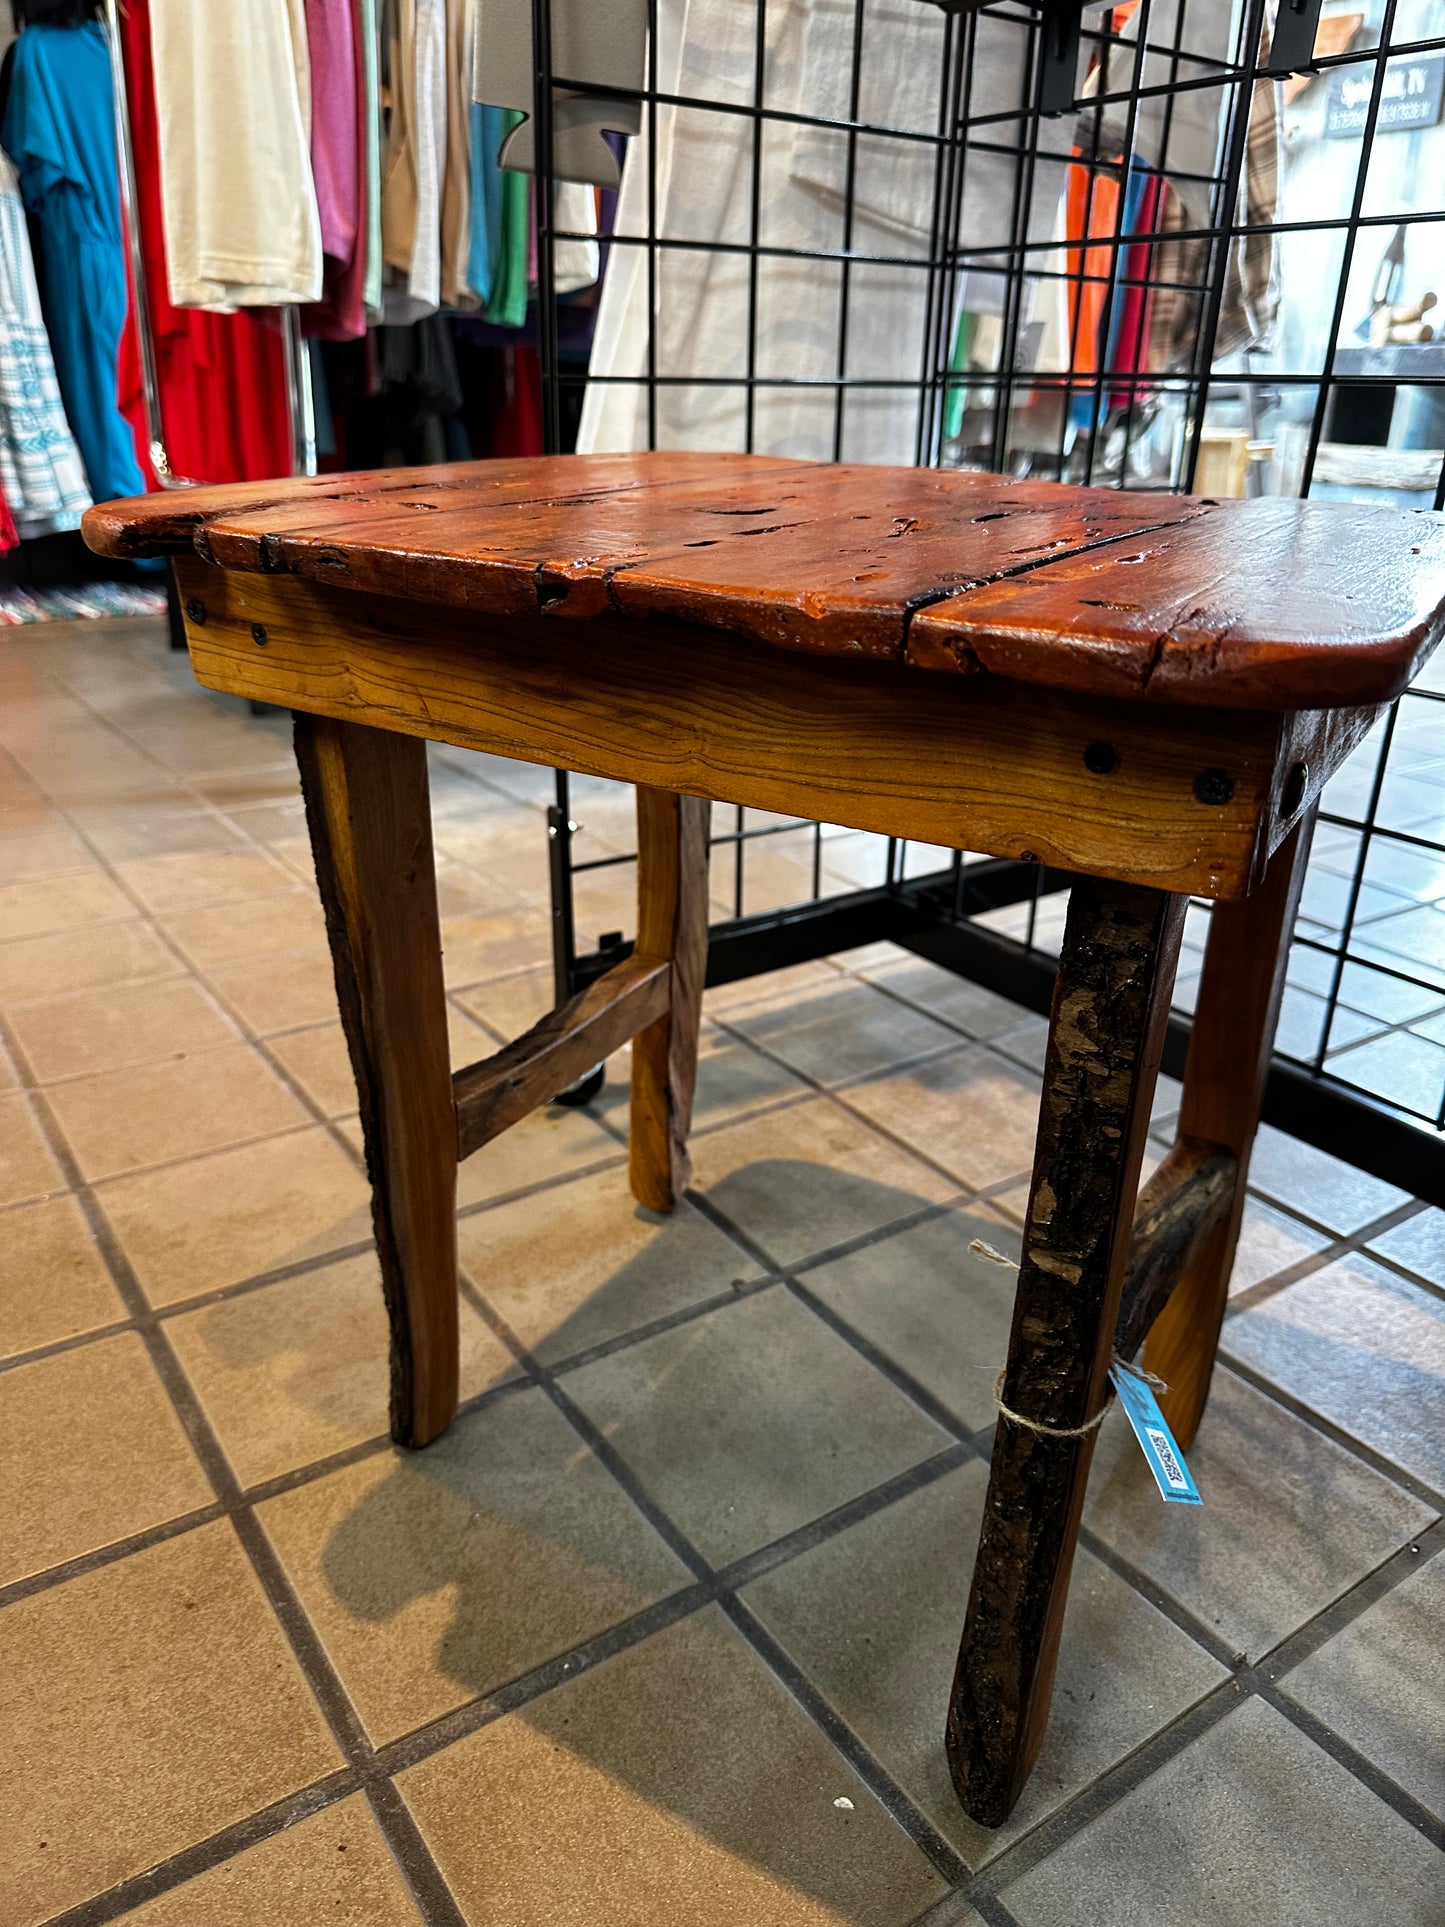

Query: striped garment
[0,149,92,539]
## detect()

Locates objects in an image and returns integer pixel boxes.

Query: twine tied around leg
[968,1238,1171,1437]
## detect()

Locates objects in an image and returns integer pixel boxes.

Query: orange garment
[1064,156,1121,380]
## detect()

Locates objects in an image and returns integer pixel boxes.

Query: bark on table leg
[1145,811,1317,1448]
[629,789,711,1212]
[947,876,1185,1826]
[294,713,459,1449]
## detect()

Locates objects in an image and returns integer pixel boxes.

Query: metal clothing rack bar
[102,0,316,489]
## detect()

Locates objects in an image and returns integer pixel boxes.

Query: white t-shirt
[150,0,324,310]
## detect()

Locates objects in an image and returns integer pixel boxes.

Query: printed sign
[1325,55,1445,136]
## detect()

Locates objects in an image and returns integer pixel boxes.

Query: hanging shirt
[305,0,371,339]
[360,0,384,315]
[578,0,1066,463]
[149,0,323,309]
[440,0,476,310]
[0,21,144,505]
[383,0,446,320]
[115,0,293,482]
[306,0,360,267]
[467,99,506,304]
[0,150,90,535]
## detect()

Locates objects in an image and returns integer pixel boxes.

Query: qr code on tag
[1146,1427,1190,1490]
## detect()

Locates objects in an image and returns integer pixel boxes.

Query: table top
[83,452,1445,710]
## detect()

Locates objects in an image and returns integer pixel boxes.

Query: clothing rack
[534,0,1445,1203]
[102,0,316,486]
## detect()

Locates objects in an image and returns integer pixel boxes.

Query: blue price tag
[1109,1361,1202,1506]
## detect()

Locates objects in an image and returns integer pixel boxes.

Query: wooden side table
[86,453,1445,1827]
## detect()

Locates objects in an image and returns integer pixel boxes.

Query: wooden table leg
[294,713,459,1449]
[947,876,1185,1826]
[629,789,710,1212]
[1144,811,1317,1449]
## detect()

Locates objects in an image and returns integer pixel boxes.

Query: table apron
[172,558,1377,902]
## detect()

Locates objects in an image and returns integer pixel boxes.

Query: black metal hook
[1263,0,1324,78]
[927,0,1087,118]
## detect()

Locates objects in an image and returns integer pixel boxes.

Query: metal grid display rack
[529,0,1445,1200]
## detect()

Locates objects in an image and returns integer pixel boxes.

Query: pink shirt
[306,0,359,265]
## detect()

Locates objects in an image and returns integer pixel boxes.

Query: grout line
[1074,1523,1241,1671]
[35,1772,360,1927]
[7,669,1444,1917]
[1216,1354,1445,1512]
[1255,1680,1445,1850]
[446,1254,973,1885]
[357,1780,469,1927]
[0,1002,466,1925]
[971,1682,1249,1898]
[0,1501,226,1611]
[373,1583,717,1779]
[719,1591,971,1884]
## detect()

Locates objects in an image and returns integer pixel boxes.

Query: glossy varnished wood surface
[83,454,1445,709]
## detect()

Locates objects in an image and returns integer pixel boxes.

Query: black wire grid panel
[529,0,1445,1189]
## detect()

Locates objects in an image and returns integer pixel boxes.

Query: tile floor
[1,617,1441,1927]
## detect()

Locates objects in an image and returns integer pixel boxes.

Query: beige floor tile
[267,1023,358,1119]
[111,1796,422,1927]
[690,1096,956,1267]
[192,762,300,809]
[260,1386,691,1744]
[202,946,340,1034]
[0,919,182,1005]
[255,831,317,882]
[166,1252,520,1486]
[572,870,640,949]
[842,1046,1042,1192]
[1280,1552,1445,1822]
[46,1042,311,1181]
[0,869,135,940]
[65,799,250,862]
[743,1464,1227,1866]
[1000,1699,1444,1927]
[272,1006,494,1123]
[851,953,1023,1041]
[0,1091,65,1205]
[8,977,239,1085]
[1246,1121,1412,1234]
[1222,1254,1445,1492]
[398,1606,947,1927]
[0,820,93,885]
[588,1022,812,1137]
[0,1522,341,1927]
[113,847,297,914]
[564,1289,951,1565]
[158,891,328,971]
[439,906,554,988]
[0,1195,123,1357]
[702,958,842,1015]
[434,856,534,922]
[1085,1368,1437,1662]
[452,963,552,1040]
[802,1205,1020,1430]
[0,1333,212,1585]
[458,1166,758,1365]
[432,813,552,903]
[455,1101,620,1210]
[723,979,959,1088]
[222,797,313,846]
[99,1127,371,1307]
[1228,1195,1333,1296]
